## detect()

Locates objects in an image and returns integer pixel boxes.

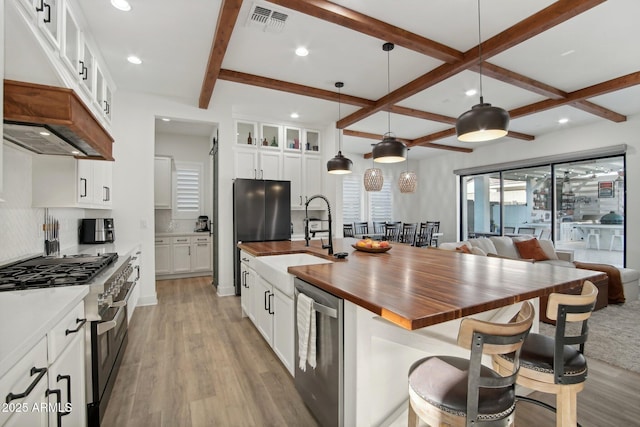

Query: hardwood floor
[103,277,640,427]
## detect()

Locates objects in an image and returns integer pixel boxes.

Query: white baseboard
[216,283,236,297]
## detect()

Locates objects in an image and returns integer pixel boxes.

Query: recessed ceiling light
[111,0,131,11]
[39,131,50,136]
[558,118,569,124]
[290,113,299,119]
[127,55,142,65]
[465,89,477,97]
[161,118,171,122]
[560,49,575,57]
[295,47,309,57]
[71,150,80,155]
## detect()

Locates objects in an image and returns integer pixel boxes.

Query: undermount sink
[254,254,333,296]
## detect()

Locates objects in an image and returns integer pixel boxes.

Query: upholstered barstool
[492,281,598,427]
[408,301,534,427]
[586,229,600,249]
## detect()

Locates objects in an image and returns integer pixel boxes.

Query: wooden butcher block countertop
[238,238,606,330]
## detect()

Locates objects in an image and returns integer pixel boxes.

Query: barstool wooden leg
[556,385,579,427]
[407,402,419,427]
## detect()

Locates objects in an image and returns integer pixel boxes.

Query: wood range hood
[3,80,114,160]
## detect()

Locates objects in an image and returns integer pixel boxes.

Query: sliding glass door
[460,155,625,267]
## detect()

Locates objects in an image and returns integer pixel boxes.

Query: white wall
[417,113,640,270]
[111,89,233,302]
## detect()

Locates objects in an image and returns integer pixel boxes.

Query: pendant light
[327,82,353,174]
[364,144,383,191]
[372,42,406,163]
[398,149,417,193]
[456,0,510,142]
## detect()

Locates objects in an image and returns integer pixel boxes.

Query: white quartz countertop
[0,286,89,378]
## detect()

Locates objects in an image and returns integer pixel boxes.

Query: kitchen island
[238,238,606,426]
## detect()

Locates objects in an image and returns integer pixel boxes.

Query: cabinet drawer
[192,235,211,244]
[0,337,48,426]
[47,301,85,363]
[172,236,191,244]
[240,250,256,268]
[155,237,171,245]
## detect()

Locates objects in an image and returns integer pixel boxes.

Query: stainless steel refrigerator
[233,178,291,295]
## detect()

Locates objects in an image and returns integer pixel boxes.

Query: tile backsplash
[0,144,85,263]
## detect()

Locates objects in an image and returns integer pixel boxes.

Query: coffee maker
[195,215,209,232]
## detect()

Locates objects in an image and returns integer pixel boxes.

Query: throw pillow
[514,238,549,261]
[456,245,471,254]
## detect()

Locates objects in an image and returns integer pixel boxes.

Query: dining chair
[354,221,369,236]
[414,222,433,247]
[383,222,401,242]
[372,221,386,234]
[399,223,417,245]
[408,301,534,427]
[492,281,598,427]
[343,223,354,237]
[503,226,516,234]
[426,221,440,247]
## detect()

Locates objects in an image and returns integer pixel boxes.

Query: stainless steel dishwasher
[294,278,344,427]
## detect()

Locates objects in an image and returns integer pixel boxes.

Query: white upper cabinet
[236,120,258,146]
[260,123,281,149]
[304,129,321,154]
[60,1,80,76]
[154,156,172,209]
[283,126,301,152]
[11,0,116,130]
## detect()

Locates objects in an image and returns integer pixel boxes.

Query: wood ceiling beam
[218,69,374,107]
[265,0,463,63]
[510,71,640,119]
[471,63,626,122]
[386,105,456,125]
[198,0,244,109]
[344,129,473,155]
[338,0,606,128]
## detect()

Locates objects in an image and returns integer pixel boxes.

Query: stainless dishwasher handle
[312,300,337,319]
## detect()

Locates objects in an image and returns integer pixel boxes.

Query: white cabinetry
[304,155,323,209]
[283,153,302,207]
[272,286,294,374]
[234,148,281,180]
[155,234,212,278]
[0,338,49,427]
[154,237,172,275]
[245,262,295,376]
[254,276,274,343]
[240,251,256,322]
[32,155,113,209]
[191,235,212,272]
[171,236,192,274]
[11,0,116,130]
[154,156,173,209]
[0,301,86,427]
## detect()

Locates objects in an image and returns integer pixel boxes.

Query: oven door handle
[96,306,125,335]
[111,300,126,308]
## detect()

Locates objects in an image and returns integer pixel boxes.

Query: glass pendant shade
[327,151,353,174]
[399,171,417,193]
[456,100,510,142]
[364,167,383,191]
[373,134,407,163]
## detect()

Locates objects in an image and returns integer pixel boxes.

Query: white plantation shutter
[342,174,362,224]
[174,162,203,217]
[369,179,393,222]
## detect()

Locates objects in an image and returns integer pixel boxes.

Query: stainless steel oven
[85,256,135,427]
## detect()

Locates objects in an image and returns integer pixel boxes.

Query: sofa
[438,236,639,311]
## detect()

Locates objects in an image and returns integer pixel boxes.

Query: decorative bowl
[351,243,392,253]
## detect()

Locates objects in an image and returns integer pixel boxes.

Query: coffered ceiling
[10,0,640,159]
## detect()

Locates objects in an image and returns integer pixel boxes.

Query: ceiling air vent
[246,3,288,33]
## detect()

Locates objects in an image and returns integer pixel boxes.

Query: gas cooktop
[0,253,118,292]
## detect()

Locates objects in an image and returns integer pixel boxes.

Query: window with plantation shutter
[342,174,362,224]
[173,162,203,218]
[369,179,393,222]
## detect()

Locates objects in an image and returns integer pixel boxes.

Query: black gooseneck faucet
[304,195,333,255]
